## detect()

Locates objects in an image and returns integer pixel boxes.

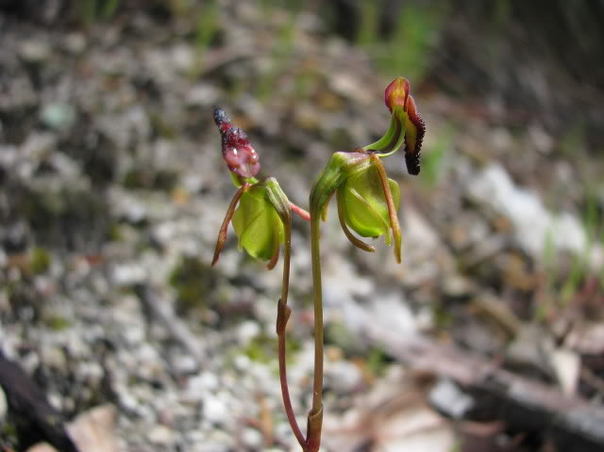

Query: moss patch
[169,256,217,313]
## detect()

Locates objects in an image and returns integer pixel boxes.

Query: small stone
[171,354,198,375]
[326,360,363,395]
[171,44,195,73]
[40,346,67,371]
[111,262,146,286]
[237,321,260,345]
[148,424,175,445]
[203,393,229,425]
[550,348,580,396]
[241,428,263,448]
[63,33,87,55]
[233,354,252,372]
[442,275,471,298]
[428,378,473,419]
[19,40,51,63]
[185,372,219,402]
[40,103,76,131]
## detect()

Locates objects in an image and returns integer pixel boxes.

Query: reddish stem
[276,206,306,448]
[211,184,249,266]
[277,300,306,446]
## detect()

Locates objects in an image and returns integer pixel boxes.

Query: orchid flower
[310,77,425,263]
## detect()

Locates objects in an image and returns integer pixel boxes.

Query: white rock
[171,44,195,73]
[237,321,261,345]
[550,348,580,396]
[186,372,219,400]
[241,428,263,448]
[171,354,198,375]
[428,378,474,418]
[203,394,229,425]
[19,40,51,62]
[233,354,252,372]
[148,424,175,445]
[326,360,363,395]
[111,262,146,286]
[369,292,418,338]
[466,163,597,263]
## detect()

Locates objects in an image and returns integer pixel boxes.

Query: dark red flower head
[214,107,260,179]
[384,78,425,176]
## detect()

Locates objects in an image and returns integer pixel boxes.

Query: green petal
[232,185,284,261]
[362,106,406,157]
[339,165,400,241]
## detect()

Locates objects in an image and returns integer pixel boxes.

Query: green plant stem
[304,214,324,452]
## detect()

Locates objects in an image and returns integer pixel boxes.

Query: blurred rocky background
[0,0,603,451]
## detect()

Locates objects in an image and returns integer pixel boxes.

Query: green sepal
[338,164,400,244]
[264,177,291,224]
[230,172,259,188]
[232,183,285,261]
[362,106,406,157]
[309,151,369,216]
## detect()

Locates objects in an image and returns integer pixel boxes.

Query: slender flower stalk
[269,180,307,448]
[304,212,324,452]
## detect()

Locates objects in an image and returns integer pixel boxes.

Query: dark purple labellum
[402,95,425,176]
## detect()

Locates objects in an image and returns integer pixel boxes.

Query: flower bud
[214,107,260,179]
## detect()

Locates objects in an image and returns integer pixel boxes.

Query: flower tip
[384,77,410,113]
[213,107,230,127]
[214,108,261,179]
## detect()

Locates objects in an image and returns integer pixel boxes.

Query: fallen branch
[364,324,604,451]
[0,352,78,451]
